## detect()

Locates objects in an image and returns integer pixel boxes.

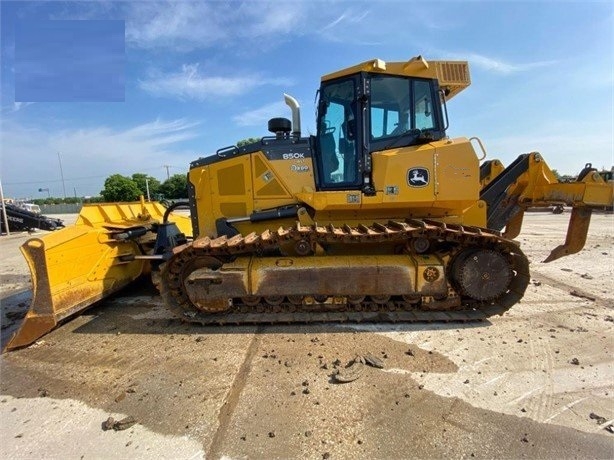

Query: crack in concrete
[205,326,263,459]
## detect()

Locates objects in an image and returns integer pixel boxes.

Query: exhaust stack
[284,93,301,138]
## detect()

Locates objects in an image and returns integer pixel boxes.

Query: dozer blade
[3,200,190,352]
[544,207,592,263]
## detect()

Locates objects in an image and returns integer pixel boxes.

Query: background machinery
[0,201,64,233]
[4,56,613,350]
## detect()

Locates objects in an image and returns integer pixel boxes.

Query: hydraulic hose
[163,201,190,223]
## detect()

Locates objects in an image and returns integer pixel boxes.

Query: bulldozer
[4,56,613,351]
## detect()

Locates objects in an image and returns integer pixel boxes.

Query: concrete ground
[0,212,613,459]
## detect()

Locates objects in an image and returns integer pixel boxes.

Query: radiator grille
[436,62,470,85]
[434,61,471,99]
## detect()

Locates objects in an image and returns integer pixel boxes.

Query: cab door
[315,77,361,190]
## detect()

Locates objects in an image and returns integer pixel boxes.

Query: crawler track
[158,219,530,324]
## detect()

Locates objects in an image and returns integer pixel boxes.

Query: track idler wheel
[451,248,513,301]
[181,256,234,313]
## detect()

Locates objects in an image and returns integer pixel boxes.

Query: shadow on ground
[2,277,491,352]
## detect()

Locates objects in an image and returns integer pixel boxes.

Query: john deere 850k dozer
[5,56,612,351]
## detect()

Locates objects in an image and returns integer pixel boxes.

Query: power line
[3,165,188,186]
[3,175,108,185]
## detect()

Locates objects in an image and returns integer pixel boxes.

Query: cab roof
[321,56,471,100]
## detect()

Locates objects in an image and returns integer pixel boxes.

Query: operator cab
[314,60,451,193]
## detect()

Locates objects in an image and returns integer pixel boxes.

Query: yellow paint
[480,159,504,188]
[7,200,182,351]
[322,57,470,100]
[493,152,614,209]
[295,138,482,225]
[252,152,314,207]
[190,150,317,237]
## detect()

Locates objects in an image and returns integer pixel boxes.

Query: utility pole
[57,152,67,199]
[145,178,151,201]
[163,165,171,180]
[0,178,10,235]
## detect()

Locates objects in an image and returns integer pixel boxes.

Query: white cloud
[484,130,613,175]
[233,101,287,127]
[1,102,36,113]
[14,1,388,51]
[139,64,292,100]
[0,118,200,198]
[442,52,558,75]
[122,1,382,50]
[320,9,370,32]
[320,12,348,32]
[317,9,380,45]
[126,2,226,50]
[125,1,308,50]
[242,2,305,37]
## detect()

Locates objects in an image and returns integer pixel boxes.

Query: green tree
[100,174,142,202]
[160,174,188,199]
[237,137,260,147]
[32,197,82,205]
[551,169,576,183]
[131,173,161,198]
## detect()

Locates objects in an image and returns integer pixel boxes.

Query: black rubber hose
[163,201,190,223]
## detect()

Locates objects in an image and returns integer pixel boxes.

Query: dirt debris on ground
[103,415,137,431]
[589,412,608,425]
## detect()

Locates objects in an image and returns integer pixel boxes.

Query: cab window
[369,76,438,141]
[413,80,435,130]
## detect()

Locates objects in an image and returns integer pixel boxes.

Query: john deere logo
[407,167,429,187]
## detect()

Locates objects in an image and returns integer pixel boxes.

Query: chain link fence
[40,203,82,214]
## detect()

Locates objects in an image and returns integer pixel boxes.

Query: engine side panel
[189,145,317,238]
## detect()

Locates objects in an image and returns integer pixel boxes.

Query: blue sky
[15,19,125,102]
[1,0,612,199]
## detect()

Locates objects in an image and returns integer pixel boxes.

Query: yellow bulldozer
[5,56,613,351]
